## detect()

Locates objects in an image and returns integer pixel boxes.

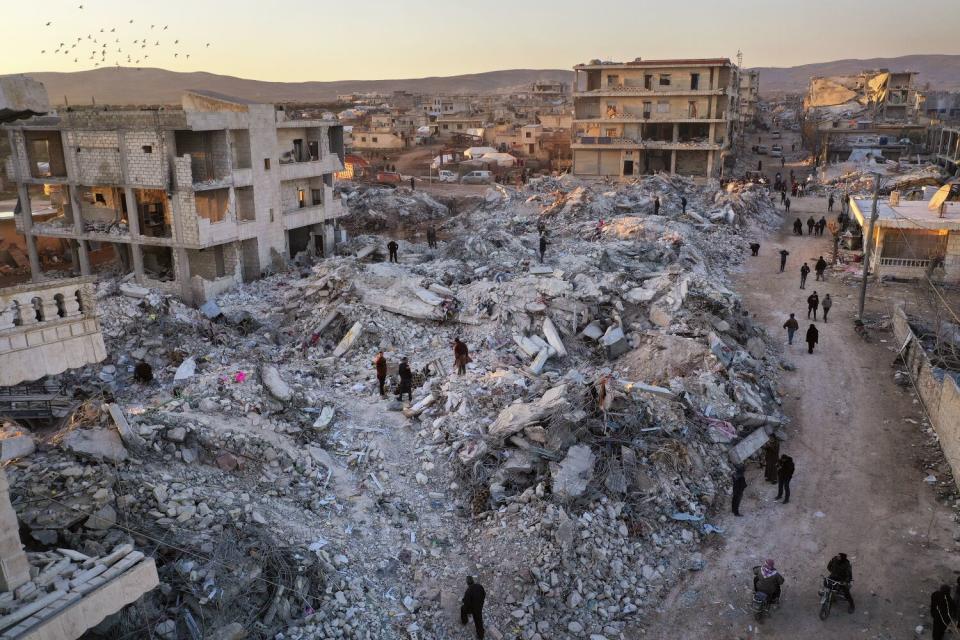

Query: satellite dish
[928,183,951,212]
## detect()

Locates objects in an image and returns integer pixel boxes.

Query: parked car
[771,130,782,139]
[770,149,783,158]
[757,145,770,155]
[771,144,783,152]
[437,170,457,183]
[376,171,402,185]
[460,170,494,185]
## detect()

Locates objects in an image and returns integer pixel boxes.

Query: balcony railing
[878,257,930,268]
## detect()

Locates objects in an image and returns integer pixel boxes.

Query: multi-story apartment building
[571,58,738,178]
[739,70,760,126]
[531,81,569,101]
[3,89,346,304]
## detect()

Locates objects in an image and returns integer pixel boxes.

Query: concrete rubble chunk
[313,406,335,429]
[601,325,629,359]
[107,403,146,449]
[62,428,128,463]
[728,427,770,465]
[118,283,150,299]
[85,505,117,530]
[0,434,35,462]
[487,385,569,439]
[261,365,293,402]
[542,317,567,358]
[174,357,197,381]
[580,321,605,340]
[551,444,596,499]
[333,321,364,357]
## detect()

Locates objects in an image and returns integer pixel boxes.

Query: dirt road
[643,158,958,639]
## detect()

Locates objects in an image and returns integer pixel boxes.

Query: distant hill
[750,54,960,95]
[21,68,573,106]
[15,54,960,106]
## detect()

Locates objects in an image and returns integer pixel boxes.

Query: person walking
[426,226,437,249]
[930,585,955,640]
[396,357,413,402]
[806,323,819,354]
[780,190,786,205]
[783,313,799,345]
[792,217,802,235]
[775,454,795,503]
[785,196,791,214]
[780,156,785,168]
[373,351,387,397]
[461,576,486,639]
[453,338,470,375]
[828,194,835,212]
[807,291,819,319]
[818,216,828,236]
[822,294,833,322]
[763,438,780,484]
[779,249,789,272]
[410,176,416,191]
[749,242,760,257]
[731,465,747,517]
[807,216,816,235]
[800,263,810,289]
[681,196,687,214]
[815,255,828,280]
[538,233,547,263]
[387,240,399,263]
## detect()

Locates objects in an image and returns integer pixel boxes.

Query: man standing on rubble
[815,255,828,280]
[396,357,413,402]
[653,196,661,216]
[373,351,388,397]
[779,248,790,272]
[732,465,747,517]
[806,324,819,354]
[387,240,399,263]
[453,338,470,375]
[807,291,820,320]
[775,454,795,503]
[461,576,486,639]
[783,313,799,345]
[681,196,687,214]
[427,226,437,249]
[800,262,810,289]
[538,233,547,263]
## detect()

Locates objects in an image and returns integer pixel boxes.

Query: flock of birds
[39,3,211,69]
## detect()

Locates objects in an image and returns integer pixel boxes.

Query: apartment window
[264,158,271,170]
[690,73,700,90]
[372,137,378,143]
[142,145,153,154]
[312,189,323,206]
[657,101,670,113]
[607,74,620,88]
[95,193,106,204]
[528,143,535,154]
[442,124,449,130]
[604,128,617,137]
[659,74,671,86]
[525,131,532,138]
[298,188,306,208]
[642,101,652,118]
[644,74,653,90]
[456,124,463,130]
[361,137,367,142]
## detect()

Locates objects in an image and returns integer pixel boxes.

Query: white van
[460,170,494,185]
[437,170,457,183]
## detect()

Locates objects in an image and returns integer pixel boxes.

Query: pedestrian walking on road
[815,255,828,281]
[783,313,799,345]
[828,194,835,212]
[818,216,828,236]
[930,585,955,640]
[779,249,789,272]
[387,240,399,263]
[780,156,785,168]
[806,324,819,354]
[731,465,747,516]
[785,197,791,213]
[800,263,810,289]
[763,438,780,483]
[822,294,832,322]
[807,216,816,235]
[681,196,687,214]
[410,176,415,191]
[781,190,786,205]
[538,233,547,263]
[792,217,802,235]
[396,357,413,402]
[775,454,795,503]
[749,242,760,256]
[453,338,470,375]
[373,351,387,397]
[807,291,820,319]
[461,576,486,639]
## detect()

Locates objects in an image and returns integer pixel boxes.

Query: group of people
[751,553,855,614]
[731,446,796,517]
[372,338,471,402]
[799,255,829,288]
[792,216,828,236]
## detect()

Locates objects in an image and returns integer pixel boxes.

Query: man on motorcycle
[826,553,855,613]
[754,559,784,604]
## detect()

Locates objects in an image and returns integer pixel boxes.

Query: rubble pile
[339,183,452,232]
[4,174,790,639]
[813,162,946,196]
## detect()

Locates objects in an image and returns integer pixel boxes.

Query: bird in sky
[162,25,168,30]
[129,19,133,23]
[174,39,178,44]
[45,21,51,26]
[174,53,178,57]
[110,28,115,32]
[205,43,210,47]
[40,49,45,53]
[186,54,190,59]
[79,3,83,7]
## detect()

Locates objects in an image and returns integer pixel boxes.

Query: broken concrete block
[624,287,657,304]
[200,300,223,319]
[119,283,150,299]
[529,347,553,375]
[261,365,293,402]
[458,440,488,464]
[513,334,540,358]
[708,332,734,368]
[542,317,567,358]
[746,337,765,360]
[622,380,675,400]
[85,504,117,530]
[333,321,363,357]
[403,394,435,418]
[728,427,770,465]
[174,357,197,381]
[601,325,629,359]
[216,453,239,471]
[413,287,444,306]
[427,283,455,298]
[63,428,128,463]
[551,445,595,499]
[529,265,554,275]
[580,321,604,340]
[107,403,146,449]
[488,385,569,439]
[313,406,335,429]
[0,434,35,462]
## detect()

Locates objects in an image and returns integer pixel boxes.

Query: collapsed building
[3,89,347,304]
[571,58,742,178]
[801,70,927,165]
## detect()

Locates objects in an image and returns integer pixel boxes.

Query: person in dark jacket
[653,196,661,215]
[806,324,819,354]
[793,218,803,235]
[826,553,855,613]
[754,560,784,603]
[538,234,547,263]
[807,291,820,320]
[800,263,810,289]
[783,313,799,345]
[775,454,795,503]
[396,357,413,401]
[779,249,789,272]
[731,465,747,516]
[453,338,470,375]
[749,242,760,256]
[818,216,828,236]
[815,255,828,281]
[681,196,687,214]
[426,226,437,249]
[461,576,486,639]
[931,584,954,640]
[373,351,387,397]
[807,216,816,235]
[387,240,399,263]
[828,194,835,212]
[785,196,791,213]
[781,190,787,205]
[822,294,833,322]
[763,438,780,483]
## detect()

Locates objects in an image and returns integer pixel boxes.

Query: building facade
[738,70,760,126]
[3,90,346,304]
[571,58,738,178]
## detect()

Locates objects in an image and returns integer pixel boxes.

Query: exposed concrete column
[706,151,714,177]
[708,123,716,145]
[0,469,30,593]
[672,124,679,143]
[67,185,91,276]
[122,188,145,281]
[16,184,42,282]
[174,247,192,303]
[670,149,677,174]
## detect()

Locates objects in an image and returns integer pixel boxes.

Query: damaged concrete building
[3,89,347,304]
[571,58,740,178]
[738,70,760,127]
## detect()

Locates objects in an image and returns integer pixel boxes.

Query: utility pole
[857,173,882,320]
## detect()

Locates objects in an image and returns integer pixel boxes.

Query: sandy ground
[642,150,959,639]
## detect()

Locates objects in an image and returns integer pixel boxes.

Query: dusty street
[643,174,959,638]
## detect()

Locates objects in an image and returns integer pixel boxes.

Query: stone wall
[893,305,960,487]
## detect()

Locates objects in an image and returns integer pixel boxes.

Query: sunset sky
[3,0,959,80]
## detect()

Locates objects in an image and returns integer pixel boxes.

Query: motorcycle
[818,576,853,620]
[751,566,783,623]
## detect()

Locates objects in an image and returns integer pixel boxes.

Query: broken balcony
[174,130,232,190]
[22,131,67,180]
